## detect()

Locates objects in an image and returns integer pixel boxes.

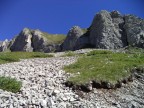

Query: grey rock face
[10,28,33,52]
[62,26,84,51]
[0,39,9,52]
[74,28,92,50]
[124,15,144,48]
[32,30,59,53]
[31,30,48,52]
[62,10,144,51]
[10,28,59,52]
[110,11,128,46]
[90,10,125,49]
[75,35,90,50]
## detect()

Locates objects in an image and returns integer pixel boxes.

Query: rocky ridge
[1,28,65,53]
[0,10,144,52]
[62,10,144,51]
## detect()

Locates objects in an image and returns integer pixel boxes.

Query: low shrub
[0,76,22,93]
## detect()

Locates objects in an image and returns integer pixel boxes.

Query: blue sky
[0,0,144,40]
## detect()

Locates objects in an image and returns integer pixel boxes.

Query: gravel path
[0,55,144,108]
[0,57,96,108]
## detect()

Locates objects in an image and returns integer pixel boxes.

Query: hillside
[41,32,66,44]
[0,49,143,107]
[0,10,144,107]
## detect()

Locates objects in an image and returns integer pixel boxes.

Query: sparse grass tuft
[64,50,144,85]
[0,76,22,93]
[62,51,76,57]
[125,46,144,54]
[87,50,113,56]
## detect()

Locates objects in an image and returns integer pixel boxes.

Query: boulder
[124,15,144,48]
[89,10,125,49]
[62,26,84,51]
[0,39,9,52]
[10,28,33,52]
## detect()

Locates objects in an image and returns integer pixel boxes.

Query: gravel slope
[0,54,143,108]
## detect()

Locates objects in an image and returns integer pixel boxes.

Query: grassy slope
[0,52,53,64]
[82,28,88,34]
[42,32,66,44]
[64,49,144,85]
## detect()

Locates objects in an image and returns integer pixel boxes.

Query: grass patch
[87,50,113,56]
[0,52,53,64]
[125,47,144,54]
[42,32,66,44]
[61,51,76,57]
[64,50,144,85]
[82,28,88,34]
[0,76,22,93]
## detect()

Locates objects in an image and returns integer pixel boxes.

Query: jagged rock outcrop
[74,28,91,50]
[62,10,144,51]
[110,11,128,46]
[0,39,9,52]
[10,28,33,52]
[61,26,84,51]
[124,15,144,48]
[9,28,64,52]
[31,30,49,52]
[89,10,126,49]
[74,35,90,50]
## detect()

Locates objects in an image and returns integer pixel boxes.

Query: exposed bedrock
[61,26,84,51]
[89,10,127,49]
[10,28,33,52]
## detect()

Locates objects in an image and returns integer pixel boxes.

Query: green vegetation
[82,28,88,34]
[0,52,53,64]
[42,32,66,44]
[62,51,77,57]
[125,47,144,54]
[0,76,22,93]
[64,50,144,85]
[62,51,86,57]
[87,50,113,56]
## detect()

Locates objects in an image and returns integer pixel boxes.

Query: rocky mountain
[62,10,144,51]
[1,28,66,52]
[0,10,144,52]
[61,26,84,51]
[0,39,10,52]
